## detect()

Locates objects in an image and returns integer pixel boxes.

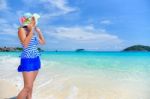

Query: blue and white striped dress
[18,32,41,72]
[21,34,41,58]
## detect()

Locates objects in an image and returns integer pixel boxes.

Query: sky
[0,0,150,51]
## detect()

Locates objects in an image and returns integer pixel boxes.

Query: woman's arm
[18,27,34,48]
[35,27,45,45]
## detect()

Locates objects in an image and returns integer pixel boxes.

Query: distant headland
[122,45,150,52]
[0,46,44,52]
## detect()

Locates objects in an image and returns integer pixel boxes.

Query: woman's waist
[22,44,38,49]
[21,49,40,54]
[20,51,41,58]
[22,48,39,52]
[20,55,40,59]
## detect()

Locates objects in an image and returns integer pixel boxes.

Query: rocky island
[123,45,150,52]
[75,49,85,52]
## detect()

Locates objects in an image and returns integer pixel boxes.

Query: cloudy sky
[0,0,150,51]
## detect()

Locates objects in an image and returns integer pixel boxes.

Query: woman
[17,13,45,99]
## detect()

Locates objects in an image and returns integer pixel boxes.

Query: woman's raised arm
[35,27,45,45]
[18,27,33,48]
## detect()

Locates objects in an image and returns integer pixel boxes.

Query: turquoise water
[1,51,150,73]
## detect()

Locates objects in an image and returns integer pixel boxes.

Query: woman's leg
[17,71,39,99]
[26,71,39,99]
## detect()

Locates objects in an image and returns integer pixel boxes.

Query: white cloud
[42,0,77,20]
[0,18,20,47]
[22,0,77,18]
[0,18,18,36]
[100,19,112,25]
[45,26,122,44]
[40,25,124,51]
[48,0,76,14]
[0,0,9,11]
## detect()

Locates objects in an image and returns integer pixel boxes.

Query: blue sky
[0,0,150,51]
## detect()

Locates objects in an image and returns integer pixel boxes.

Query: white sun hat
[33,13,40,25]
[20,12,40,26]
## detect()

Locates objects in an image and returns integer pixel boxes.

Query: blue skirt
[18,56,41,72]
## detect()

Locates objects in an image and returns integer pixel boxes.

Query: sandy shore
[0,79,18,99]
[32,75,150,99]
[0,74,150,99]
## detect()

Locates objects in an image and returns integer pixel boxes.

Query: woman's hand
[28,17,36,32]
[35,27,41,33]
[35,27,45,45]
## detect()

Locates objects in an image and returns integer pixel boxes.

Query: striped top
[20,34,41,58]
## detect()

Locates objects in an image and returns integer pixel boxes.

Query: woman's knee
[23,85,33,93]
